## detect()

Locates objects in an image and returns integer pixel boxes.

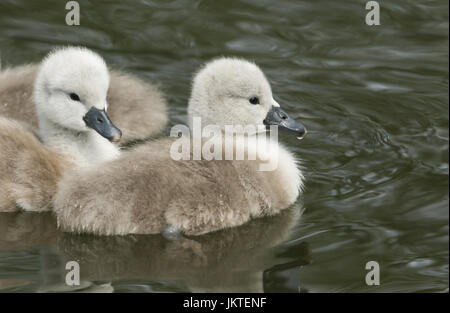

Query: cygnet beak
[263,106,307,139]
[83,107,122,142]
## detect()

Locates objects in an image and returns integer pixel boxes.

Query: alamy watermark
[169,117,280,172]
[365,261,380,286]
[65,260,80,286]
[65,1,80,26]
[365,1,380,26]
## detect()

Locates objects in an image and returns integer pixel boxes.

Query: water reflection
[0,212,59,250]
[0,208,310,292]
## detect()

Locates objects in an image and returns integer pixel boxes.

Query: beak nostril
[97,118,104,123]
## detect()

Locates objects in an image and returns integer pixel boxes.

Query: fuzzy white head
[188,58,278,132]
[187,57,307,140]
[33,47,121,166]
[34,47,109,132]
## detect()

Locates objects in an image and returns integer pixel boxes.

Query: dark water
[0,0,448,292]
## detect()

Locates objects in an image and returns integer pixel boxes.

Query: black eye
[249,97,259,105]
[69,93,80,101]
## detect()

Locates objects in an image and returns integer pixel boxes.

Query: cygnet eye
[69,93,81,101]
[249,97,259,105]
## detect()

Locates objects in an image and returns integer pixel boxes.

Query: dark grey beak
[263,106,307,138]
[83,107,122,142]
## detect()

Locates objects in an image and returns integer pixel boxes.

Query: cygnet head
[34,47,122,142]
[188,58,306,138]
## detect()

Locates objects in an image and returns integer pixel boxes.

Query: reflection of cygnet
[0,47,122,212]
[56,207,306,292]
[54,58,307,235]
